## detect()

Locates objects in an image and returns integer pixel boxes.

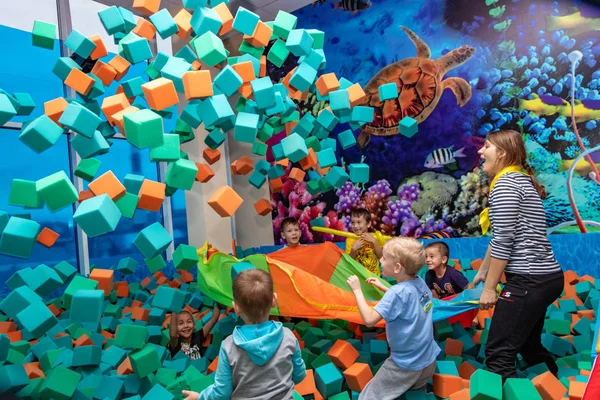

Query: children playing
[346,208,383,275]
[168,304,221,360]
[425,242,469,299]
[280,217,302,248]
[182,269,306,400]
[347,237,440,400]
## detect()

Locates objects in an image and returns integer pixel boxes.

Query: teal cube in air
[289,62,317,93]
[470,368,502,400]
[74,158,101,181]
[267,39,290,68]
[232,7,260,35]
[191,31,227,67]
[399,116,418,138]
[72,345,102,366]
[122,77,144,98]
[190,6,222,36]
[9,179,42,208]
[325,167,349,189]
[251,77,276,109]
[231,262,255,281]
[205,129,226,150]
[337,129,356,149]
[59,102,102,138]
[378,82,398,101]
[315,362,343,398]
[54,261,77,282]
[300,48,326,71]
[255,160,269,175]
[18,114,63,154]
[268,165,284,179]
[317,109,339,131]
[150,9,179,39]
[173,244,199,271]
[175,45,197,64]
[252,142,267,156]
[198,94,234,127]
[145,254,165,273]
[0,93,17,125]
[180,102,202,129]
[122,36,153,64]
[329,90,350,113]
[317,148,336,168]
[271,143,285,161]
[133,222,173,259]
[36,171,79,212]
[152,286,186,312]
[115,193,138,219]
[124,174,145,194]
[214,65,243,97]
[281,133,309,163]
[161,57,192,93]
[32,20,57,50]
[351,106,375,123]
[12,93,35,116]
[117,257,137,275]
[286,29,313,57]
[349,163,369,183]
[65,29,96,58]
[98,6,126,35]
[306,28,325,49]
[27,264,63,297]
[234,112,260,143]
[166,159,198,190]
[0,217,40,259]
[123,109,164,149]
[73,194,121,238]
[0,364,30,393]
[248,171,266,189]
[273,10,297,39]
[150,134,180,162]
[70,130,110,159]
[320,137,336,152]
[118,6,137,32]
[16,301,58,339]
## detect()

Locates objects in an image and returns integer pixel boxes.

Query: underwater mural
[268,0,600,244]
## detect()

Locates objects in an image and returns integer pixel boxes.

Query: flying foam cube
[232,7,260,36]
[214,65,243,97]
[32,20,57,49]
[73,194,122,238]
[190,6,222,36]
[0,217,40,259]
[36,171,78,212]
[122,36,153,64]
[399,116,418,138]
[207,186,243,217]
[281,133,309,163]
[273,10,297,40]
[149,9,179,39]
[349,163,370,183]
[286,29,314,57]
[59,102,102,138]
[123,109,165,149]
[133,222,173,259]
[234,112,259,143]
[9,179,42,208]
[18,114,63,154]
[166,159,198,190]
[70,130,110,159]
[191,31,227,67]
[65,29,96,59]
[98,6,126,35]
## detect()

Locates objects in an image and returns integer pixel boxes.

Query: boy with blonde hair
[347,237,440,400]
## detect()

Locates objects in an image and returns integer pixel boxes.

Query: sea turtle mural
[357,26,476,149]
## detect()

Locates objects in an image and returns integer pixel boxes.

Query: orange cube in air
[239,82,253,99]
[254,199,272,216]
[88,171,126,201]
[133,18,156,41]
[142,77,179,111]
[207,186,243,217]
[195,163,215,183]
[89,35,108,60]
[232,61,255,83]
[108,55,131,81]
[213,3,233,35]
[65,69,94,96]
[289,168,306,182]
[89,268,114,296]
[316,73,340,96]
[270,177,283,193]
[260,55,267,77]
[299,148,318,170]
[37,227,60,248]
[138,179,166,212]
[243,21,273,48]
[192,60,202,71]
[44,97,69,125]
[174,9,193,39]
[111,106,139,133]
[182,71,213,100]
[132,0,160,15]
[102,93,131,125]
[203,148,221,165]
[78,190,95,202]
[347,83,366,107]
[91,60,117,86]
[231,156,253,175]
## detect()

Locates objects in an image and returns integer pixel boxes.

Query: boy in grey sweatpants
[182,269,306,400]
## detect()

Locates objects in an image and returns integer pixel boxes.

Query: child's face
[350,215,370,235]
[281,223,301,246]
[380,247,400,277]
[177,312,195,340]
[425,247,447,270]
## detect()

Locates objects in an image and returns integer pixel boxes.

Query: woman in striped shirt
[472,129,563,381]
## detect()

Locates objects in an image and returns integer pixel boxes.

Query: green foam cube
[123,109,165,149]
[150,134,181,161]
[267,39,290,68]
[306,29,325,49]
[9,179,42,208]
[145,254,166,273]
[191,31,227,67]
[40,366,80,400]
[115,324,147,350]
[19,114,63,153]
[133,222,173,259]
[166,158,198,190]
[32,20,57,49]
[73,194,121,238]
[74,158,101,181]
[63,275,99,309]
[116,192,139,219]
[130,345,162,378]
[273,10,297,40]
[173,244,199,271]
[470,368,502,399]
[252,141,267,156]
[502,378,542,400]
[0,217,40,259]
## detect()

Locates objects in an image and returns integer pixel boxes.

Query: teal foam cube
[32,20,57,50]
[133,222,173,259]
[273,11,297,40]
[124,174,144,194]
[70,290,103,330]
[93,376,125,400]
[325,167,349,188]
[12,93,36,116]
[470,369,502,399]
[119,6,137,32]
[191,32,227,67]
[281,133,309,162]
[149,9,179,39]
[27,264,63,297]
[0,286,41,320]
[317,148,336,168]
[349,163,369,183]
[250,77,276,109]
[59,102,102,138]
[73,194,122,238]
[72,345,102,366]
[248,171,266,189]
[289,62,317,92]
[122,36,153,64]
[351,106,375,123]
[122,77,144,98]
[231,261,255,281]
[65,29,96,58]
[152,286,186,312]
[175,45,198,64]
[337,129,356,149]
[117,257,138,275]
[0,217,40,259]
[232,7,260,35]
[320,138,336,151]
[268,164,284,179]
[252,141,267,156]
[98,6,126,35]
[19,114,63,154]
[161,57,192,93]
[286,29,313,57]
[267,39,290,68]
[197,94,234,127]
[173,244,199,271]
[9,179,42,208]
[378,82,398,101]
[6,268,34,291]
[271,143,285,161]
[214,65,243,97]
[315,362,343,398]
[123,109,165,149]
[329,90,350,112]
[16,301,59,339]
[255,159,269,175]
[0,364,30,393]
[180,102,202,129]
[316,109,339,131]
[190,6,222,36]
[70,130,110,158]
[142,383,174,400]
[234,112,259,143]
[54,261,77,282]
[166,159,198,190]
[205,129,225,150]
[399,116,418,138]
[150,134,180,162]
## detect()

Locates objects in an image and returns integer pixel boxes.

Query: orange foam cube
[289,168,306,182]
[316,73,340,96]
[130,307,149,321]
[260,55,267,77]
[44,97,69,125]
[213,3,233,35]
[207,186,243,217]
[295,369,318,397]
[142,77,179,111]
[254,199,272,216]
[91,60,117,86]
[37,227,59,248]
[133,18,156,41]
[89,268,114,296]
[243,21,273,48]
[24,362,45,379]
[276,159,289,168]
[457,361,476,380]
[195,163,215,183]
[470,258,483,270]
[231,156,254,175]
[285,120,297,135]
[174,9,193,39]
[88,171,126,201]
[78,189,95,202]
[89,35,108,60]
[192,60,202,71]
[108,55,131,81]
[343,363,373,392]
[347,83,367,107]
[0,321,17,333]
[449,388,470,400]
[138,179,166,212]
[239,82,253,99]
[433,374,463,398]
[182,70,213,100]
[299,148,318,170]
[328,340,359,369]
[132,0,160,15]
[568,381,585,400]
[65,69,94,96]
[232,61,255,83]
[445,338,464,357]
[203,148,221,165]
[208,356,219,374]
[270,177,283,193]
[102,93,131,125]
[117,357,133,375]
[532,371,567,400]
[111,106,139,133]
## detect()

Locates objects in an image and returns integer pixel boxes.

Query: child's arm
[291,341,307,384]
[366,277,388,293]
[194,346,233,400]
[347,238,364,259]
[361,233,382,259]
[169,312,179,348]
[201,304,221,337]
[347,276,384,327]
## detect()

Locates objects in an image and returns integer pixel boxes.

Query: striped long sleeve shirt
[489,172,561,275]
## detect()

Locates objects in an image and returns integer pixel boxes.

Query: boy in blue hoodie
[182,269,307,400]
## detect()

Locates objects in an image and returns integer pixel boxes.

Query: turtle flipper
[442,77,472,107]
[357,131,371,149]
[400,26,431,59]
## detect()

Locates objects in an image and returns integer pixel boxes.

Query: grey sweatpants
[358,358,436,400]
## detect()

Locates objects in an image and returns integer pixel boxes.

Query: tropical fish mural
[424,146,466,169]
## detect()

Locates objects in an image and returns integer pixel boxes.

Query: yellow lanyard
[479,165,529,234]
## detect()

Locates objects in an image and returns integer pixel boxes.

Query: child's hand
[366,277,385,290]
[347,275,362,292]
[352,239,365,251]
[182,390,199,400]
[361,233,376,244]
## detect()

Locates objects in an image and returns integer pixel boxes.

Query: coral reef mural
[268,0,600,244]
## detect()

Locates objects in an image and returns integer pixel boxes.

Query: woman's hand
[182,390,199,400]
[366,277,386,291]
[479,288,498,310]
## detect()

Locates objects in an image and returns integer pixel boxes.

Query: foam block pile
[0,258,597,399]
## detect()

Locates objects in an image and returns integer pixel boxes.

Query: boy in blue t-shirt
[425,242,469,299]
[347,237,440,400]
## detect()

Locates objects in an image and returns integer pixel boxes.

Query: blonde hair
[384,237,426,276]
[487,130,547,200]
[232,269,274,324]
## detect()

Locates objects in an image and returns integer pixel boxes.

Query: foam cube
[123,109,165,149]
[315,362,343,398]
[378,82,398,101]
[198,94,234,127]
[27,264,63,297]
[74,158,101,181]
[161,57,192,93]
[399,116,418,137]
[18,114,63,154]
[130,345,162,378]
[16,301,58,339]
[234,112,259,143]
[232,7,259,36]
[9,179,42,208]
[65,30,96,59]
[290,63,317,92]
[191,31,227,67]
[117,257,138,275]
[337,129,356,149]
[173,244,199,270]
[317,148,337,168]
[183,71,213,100]
[32,20,56,49]
[122,36,153,64]
[195,163,215,183]
[252,142,267,156]
[205,129,225,150]
[502,378,541,400]
[254,199,272,216]
[248,171,266,189]
[59,102,102,138]
[166,159,198,190]
[190,6,222,36]
[133,222,173,259]
[124,174,144,194]
[349,163,369,183]
[325,167,349,188]
[69,290,103,331]
[138,179,166,212]
[280,133,309,163]
[214,65,243,97]
[149,9,179,39]
[267,39,290,68]
[73,194,121,238]
[150,134,180,161]
[286,29,313,57]
[98,6,126,35]
[250,77,276,109]
[273,11,297,39]
[12,92,35,116]
[152,286,186,312]
[72,345,102,366]
[469,369,502,399]
[141,78,179,111]
[0,217,40,259]
[70,130,110,158]
[316,109,339,131]
[54,261,76,282]
[207,186,243,217]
